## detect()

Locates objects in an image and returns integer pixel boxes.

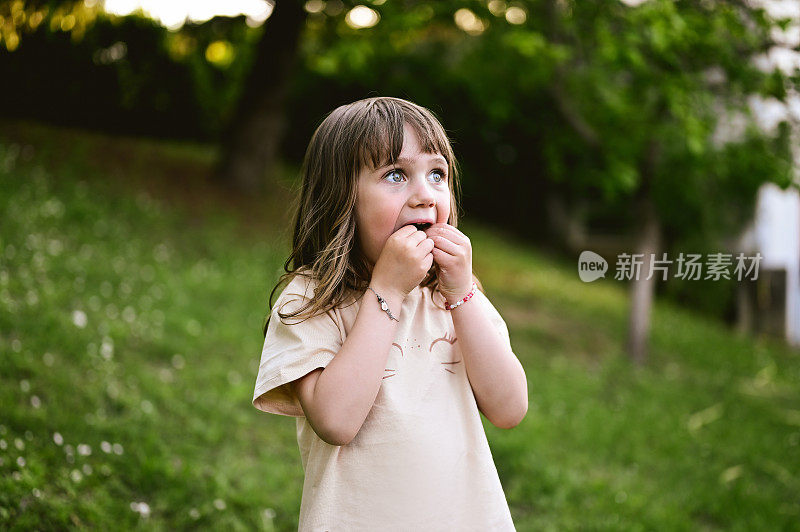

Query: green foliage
[2,125,799,530]
[0,5,258,139]
[5,0,796,251]
[291,0,798,259]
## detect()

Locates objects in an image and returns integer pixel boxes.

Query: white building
[741,184,800,344]
[727,0,800,344]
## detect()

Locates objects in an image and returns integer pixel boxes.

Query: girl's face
[355,122,451,270]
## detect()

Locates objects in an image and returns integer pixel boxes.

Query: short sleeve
[252,275,343,417]
[474,289,512,348]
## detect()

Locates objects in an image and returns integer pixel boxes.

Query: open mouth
[410,222,432,231]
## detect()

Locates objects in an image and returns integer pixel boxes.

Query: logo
[578,251,608,282]
[576,251,762,282]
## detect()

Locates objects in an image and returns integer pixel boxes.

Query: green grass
[1,122,799,531]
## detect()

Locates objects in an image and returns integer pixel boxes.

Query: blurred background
[1,0,799,529]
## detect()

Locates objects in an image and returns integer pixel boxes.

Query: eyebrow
[379,155,448,169]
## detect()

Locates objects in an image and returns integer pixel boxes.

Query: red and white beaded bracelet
[444,282,478,311]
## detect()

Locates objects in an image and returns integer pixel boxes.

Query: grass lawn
[1,121,799,531]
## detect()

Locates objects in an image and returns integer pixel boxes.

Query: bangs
[354,99,454,175]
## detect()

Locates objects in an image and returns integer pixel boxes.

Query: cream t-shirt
[252,273,517,531]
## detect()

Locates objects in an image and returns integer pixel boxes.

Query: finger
[439,227,469,245]
[395,225,420,238]
[422,253,434,271]
[425,223,468,245]
[417,237,435,252]
[409,230,428,244]
[429,235,462,256]
[431,247,454,264]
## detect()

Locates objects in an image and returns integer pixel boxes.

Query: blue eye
[430,169,447,183]
[385,169,404,183]
[383,168,448,184]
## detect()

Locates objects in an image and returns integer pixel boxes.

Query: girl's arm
[424,222,528,429]
[290,284,405,446]
[291,226,433,446]
[450,294,528,429]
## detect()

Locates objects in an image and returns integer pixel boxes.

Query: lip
[398,218,436,231]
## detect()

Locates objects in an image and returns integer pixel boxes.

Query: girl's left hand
[424,223,473,303]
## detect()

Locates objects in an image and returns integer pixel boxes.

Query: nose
[408,176,436,208]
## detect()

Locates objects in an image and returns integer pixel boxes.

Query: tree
[538,0,796,362]
[213,0,307,193]
[259,0,796,362]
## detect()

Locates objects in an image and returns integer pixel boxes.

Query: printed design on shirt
[429,331,460,374]
[382,335,460,378]
[382,343,403,379]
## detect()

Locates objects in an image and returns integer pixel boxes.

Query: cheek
[354,201,376,248]
[356,205,389,249]
[370,199,401,232]
[438,192,452,223]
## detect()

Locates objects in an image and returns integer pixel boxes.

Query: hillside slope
[1,122,798,530]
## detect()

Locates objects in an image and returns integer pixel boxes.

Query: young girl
[252,96,527,530]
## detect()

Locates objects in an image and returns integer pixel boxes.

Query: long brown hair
[263,96,481,336]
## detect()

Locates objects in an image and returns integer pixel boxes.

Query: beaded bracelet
[444,282,478,311]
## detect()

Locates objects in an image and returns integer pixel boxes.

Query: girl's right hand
[370,225,435,299]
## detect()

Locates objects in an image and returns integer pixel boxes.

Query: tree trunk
[736,280,754,335]
[213,0,307,194]
[626,141,661,365]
